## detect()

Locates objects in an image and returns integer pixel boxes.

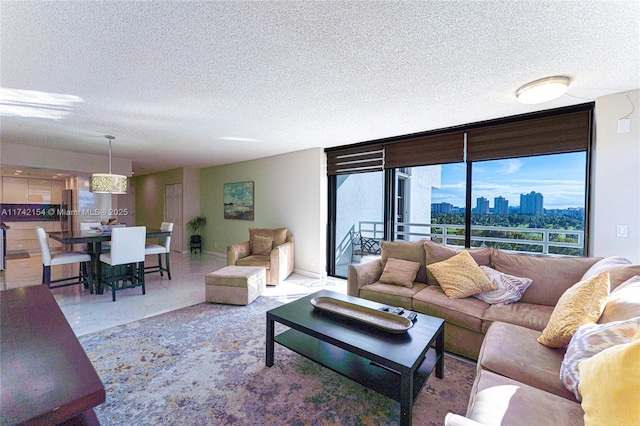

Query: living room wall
[592,89,640,263]
[132,90,638,275]
[134,167,200,252]
[199,148,327,277]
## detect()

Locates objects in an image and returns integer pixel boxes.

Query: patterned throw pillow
[537,271,610,348]
[378,257,421,288]
[426,250,497,299]
[473,266,533,305]
[560,316,640,400]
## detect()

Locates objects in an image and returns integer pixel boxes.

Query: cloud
[501,159,524,174]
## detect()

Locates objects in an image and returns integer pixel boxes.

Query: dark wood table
[48,227,171,293]
[266,290,444,426]
[0,285,105,425]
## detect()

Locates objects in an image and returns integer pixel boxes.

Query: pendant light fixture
[516,76,570,104]
[90,135,128,194]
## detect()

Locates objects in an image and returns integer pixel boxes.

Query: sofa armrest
[347,259,383,297]
[444,413,483,426]
[227,241,251,265]
[271,240,295,282]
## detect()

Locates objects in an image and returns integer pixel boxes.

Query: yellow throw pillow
[378,257,421,288]
[578,333,640,426]
[426,250,496,298]
[537,271,610,348]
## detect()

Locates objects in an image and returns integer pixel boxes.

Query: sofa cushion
[427,251,497,298]
[560,316,640,401]
[380,239,428,283]
[598,275,640,323]
[479,322,576,401]
[413,285,489,333]
[424,241,492,285]
[249,227,287,251]
[482,302,554,333]
[537,271,610,348]
[378,257,421,288]
[236,255,271,269]
[252,235,273,255]
[474,266,533,305]
[578,333,640,426]
[607,264,640,291]
[490,250,600,306]
[579,256,640,291]
[465,370,584,426]
[359,282,428,310]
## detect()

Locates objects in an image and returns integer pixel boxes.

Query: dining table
[48,227,172,294]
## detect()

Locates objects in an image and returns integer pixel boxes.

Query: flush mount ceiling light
[516,76,570,104]
[90,135,128,194]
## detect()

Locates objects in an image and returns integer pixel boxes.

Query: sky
[432,152,587,210]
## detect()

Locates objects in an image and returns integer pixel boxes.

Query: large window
[470,152,586,255]
[327,104,593,278]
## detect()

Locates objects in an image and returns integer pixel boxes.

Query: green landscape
[430,213,584,256]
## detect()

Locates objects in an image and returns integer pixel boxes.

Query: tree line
[430,213,584,256]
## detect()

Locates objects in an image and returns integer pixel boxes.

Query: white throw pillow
[473,266,533,305]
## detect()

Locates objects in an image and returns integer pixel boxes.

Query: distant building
[431,202,453,214]
[475,197,490,214]
[494,196,509,215]
[545,207,585,220]
[565,207,585,220]
[520,191,544,215]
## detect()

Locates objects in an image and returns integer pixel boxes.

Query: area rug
[79,297,476,425]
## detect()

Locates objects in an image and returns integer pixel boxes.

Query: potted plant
[187,215,207,253]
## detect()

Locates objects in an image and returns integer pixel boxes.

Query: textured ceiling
[1,1,639,176]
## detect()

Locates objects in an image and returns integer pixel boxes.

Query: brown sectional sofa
[347,239,640,425]
[447,274,640,426]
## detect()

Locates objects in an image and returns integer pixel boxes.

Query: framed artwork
[224,181,254,220]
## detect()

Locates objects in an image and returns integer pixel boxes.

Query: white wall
[200,148,327,277]
[592,90,640,263]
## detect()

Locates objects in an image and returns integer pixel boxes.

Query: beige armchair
[227,227,294,285]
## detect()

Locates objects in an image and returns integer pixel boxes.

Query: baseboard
[206,250,226,258]
[179,250,225,258]
[293,269,327,279]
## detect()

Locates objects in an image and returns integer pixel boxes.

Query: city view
[427,153,587,255]
[432,190,585,219]
[430,152,586,220]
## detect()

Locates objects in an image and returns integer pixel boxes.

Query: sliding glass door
[333,171,384,277]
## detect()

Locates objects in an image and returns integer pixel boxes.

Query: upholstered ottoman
[205,266,266,305]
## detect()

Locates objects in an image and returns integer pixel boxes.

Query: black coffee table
[266,289,444,426]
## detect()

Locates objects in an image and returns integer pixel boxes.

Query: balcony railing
[334,220,585,277]
[396,222,584,255]
[353,221,584,256]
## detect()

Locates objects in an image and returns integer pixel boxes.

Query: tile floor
[1,252,347,336]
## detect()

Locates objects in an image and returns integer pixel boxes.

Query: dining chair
[35,227,92,290]
[99,226,146,302]
[144,222,173,279]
